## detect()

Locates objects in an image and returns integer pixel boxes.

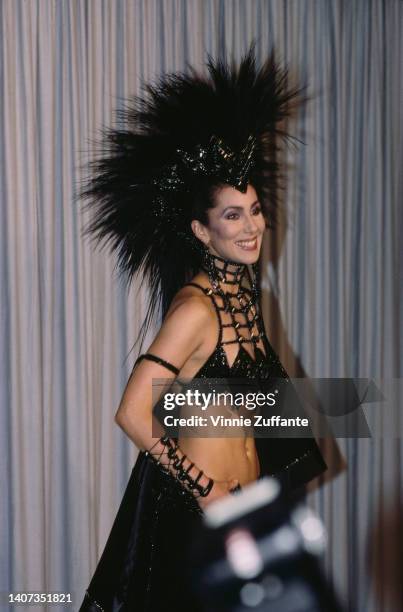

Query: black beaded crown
[78,46,305,340]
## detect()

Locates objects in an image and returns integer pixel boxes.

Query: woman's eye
[252,206,262,216]
[225,213,240,220]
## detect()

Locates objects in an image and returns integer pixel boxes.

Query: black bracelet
[145,437,214,499]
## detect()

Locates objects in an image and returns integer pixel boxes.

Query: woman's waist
[178,436,260,486]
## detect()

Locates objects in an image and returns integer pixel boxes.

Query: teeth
[236,239,257,247]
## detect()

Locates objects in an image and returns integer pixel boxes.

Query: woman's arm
[115,296,239,507]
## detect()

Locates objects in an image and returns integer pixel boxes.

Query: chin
[224,251,261,266]
[240,252,260,265]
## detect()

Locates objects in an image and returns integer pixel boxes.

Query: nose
[243,214,259,235]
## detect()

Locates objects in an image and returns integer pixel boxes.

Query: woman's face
[192,184,266,265]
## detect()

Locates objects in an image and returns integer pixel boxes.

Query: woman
[79,48,327,612]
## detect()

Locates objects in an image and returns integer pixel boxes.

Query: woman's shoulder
[143,283,214,364]
[153,280,217,352]
[164,276,215,327]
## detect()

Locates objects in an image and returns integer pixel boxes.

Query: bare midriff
[179,436,260,487]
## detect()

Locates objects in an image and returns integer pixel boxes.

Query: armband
[135,353,180,375]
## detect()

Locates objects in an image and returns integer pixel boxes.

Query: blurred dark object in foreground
[190,478,344,612]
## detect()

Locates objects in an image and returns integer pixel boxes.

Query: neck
[202,250,247,293]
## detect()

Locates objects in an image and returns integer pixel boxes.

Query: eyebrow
[222,200,260,213]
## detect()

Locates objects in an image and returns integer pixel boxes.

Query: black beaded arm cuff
[145,436,214,498]
[135,353,214,499]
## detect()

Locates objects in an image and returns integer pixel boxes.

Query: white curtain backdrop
[1,1,401,611]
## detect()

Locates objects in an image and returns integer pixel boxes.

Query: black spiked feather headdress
[78,47,305,340]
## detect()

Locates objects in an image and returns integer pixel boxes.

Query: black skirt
[80,453,204,612]
[80,437,326,612]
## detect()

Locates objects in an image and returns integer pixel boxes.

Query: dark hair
[188,178,219,227]
[79,47,304,358]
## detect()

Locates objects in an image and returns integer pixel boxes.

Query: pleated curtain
[0,1,401,611]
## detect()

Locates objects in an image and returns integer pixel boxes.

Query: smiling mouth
[235,238,258,251]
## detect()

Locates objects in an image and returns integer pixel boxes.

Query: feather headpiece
[78,47,305,339]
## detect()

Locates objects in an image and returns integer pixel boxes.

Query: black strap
[135,353,180,375]
[185,281,209,294]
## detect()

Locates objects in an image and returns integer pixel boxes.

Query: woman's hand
[197,478,240,510]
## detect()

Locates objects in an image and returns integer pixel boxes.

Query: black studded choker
[202,248,260,304]
[202,251,247,287]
